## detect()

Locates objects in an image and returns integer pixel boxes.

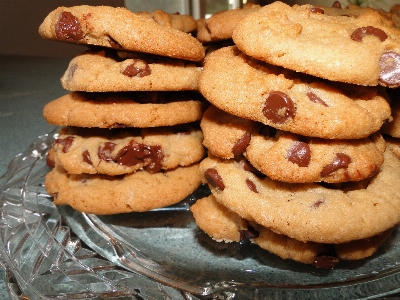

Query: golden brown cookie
[232,1,400,87]
[45,163,202,214]
[61,50,201,92]
[38,5,204,62]
[43,92,206,128]
[201,105,386,183]
[199,46,391,139]
[51,125,204,175]
[191,194,394,266]
[199,149,400,244]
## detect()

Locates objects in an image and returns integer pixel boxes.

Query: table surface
[0,54,70,299]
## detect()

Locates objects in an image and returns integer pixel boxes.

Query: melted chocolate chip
[98,142,116,161]
[262,91,296,124]
[310,7,324,14]
[351,26,387,42]
[332,1,341,8]
[55,11,84,41]
[114,140,163,173]
[287,141,311,167]
[320,153,351,177]
[54,136,75,153]
[307,91,329,107]
[82,150,93,165]
[122,59,151,77]
[245,179,258,193]
[379,51,400,86]
[204,168,225,191]
[232,132,251,156]
[239,226,259,242]
[313,255,339,269]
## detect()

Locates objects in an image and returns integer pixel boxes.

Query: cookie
[61,50,201,92]
[191,195,394,266]
[51,125,204,175]
[136,9,197,33]
[232,1,400,87]
[195,5,260,43]
[45,163,201,214]
[199,46,391,139]
[43,91,206,128]
[200,105,262,159]
[38,5,204,62]
[199,149,400,244]
[201,105,386,183]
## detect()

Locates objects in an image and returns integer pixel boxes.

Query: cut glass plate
[1,131,400,299]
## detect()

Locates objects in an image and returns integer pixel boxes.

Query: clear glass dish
[1,131,400,299]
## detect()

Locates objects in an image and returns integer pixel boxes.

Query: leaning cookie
[61,50,201,92]
[199,149,400,244]
[43,92,206,128]
[232,1,400,87]
[201,105,386,183]
[199,46,391,139]
[191,195,394,266]
[45,163,201,214]
[383,135,400,160]
[38,5,204,62]
[51,125,204,175]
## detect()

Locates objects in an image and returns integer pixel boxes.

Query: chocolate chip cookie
[39,5,204,62]
[232,1,400,87]
[51,125,205,175]
[199,46,391,139]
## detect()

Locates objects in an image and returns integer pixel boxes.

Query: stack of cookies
[39,5,207,214]
[191,1,400,268]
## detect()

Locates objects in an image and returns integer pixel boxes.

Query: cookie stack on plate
[192,1,400,267]
[39,5,207,214]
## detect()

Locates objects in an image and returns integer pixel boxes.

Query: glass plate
[1,131,400,299]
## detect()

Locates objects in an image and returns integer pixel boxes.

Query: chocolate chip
[310,7,324,14]
[98,142,116,161]
[307,91,328,107]
[107,36,123,49]
[313,255,339,269]
[54,136,75,153]
[332,1,341,8]
[312,198,325,209]
[379,51,400,86]
[232,132,251,156]
[320,153,351,177]
[239,226,259,242]
[114,140,163,173]
[55,11,84,41]
[262,91,296,124]
[122,59,151,77]
[246,179,258,193]
[351,26,387,42]
[204,168,225,191]
[82,150,93,165]
[287,141,311,167]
